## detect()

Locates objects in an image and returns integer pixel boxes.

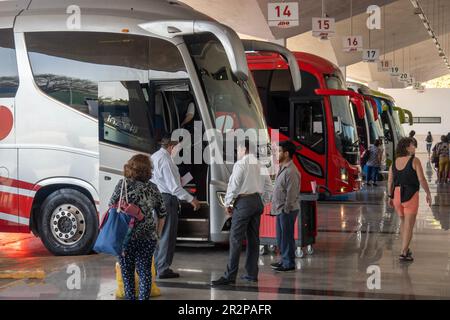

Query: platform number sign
[390,66,400,76]
[406,77,415,86]
[378,60,392,72]
[398,73,410,82]
[363,49,380,62]
[268,2,299,28]
[312,17,336,38]
[343,36,363,52]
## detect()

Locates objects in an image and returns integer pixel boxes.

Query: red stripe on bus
[0,191,34,220]
[0,177,37,191]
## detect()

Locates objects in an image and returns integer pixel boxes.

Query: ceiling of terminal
[179,0,450,88]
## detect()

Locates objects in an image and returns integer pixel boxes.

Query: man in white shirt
[212,139,273,286]
[180,101,196,128]
[152,136,200,279]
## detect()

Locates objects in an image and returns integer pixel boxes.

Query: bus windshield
[384,100,405,139]
[325,74,359,165]
[185,34,268,137]
[365,100,383,143]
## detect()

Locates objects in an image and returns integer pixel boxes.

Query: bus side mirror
[350,96,365,120]
[367,97,379,121]
[314,88,365,119]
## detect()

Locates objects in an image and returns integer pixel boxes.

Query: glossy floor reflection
[1,154,449,300]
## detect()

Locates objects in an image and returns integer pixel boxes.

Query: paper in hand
[181,172,194,187]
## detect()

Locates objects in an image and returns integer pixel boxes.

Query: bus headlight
[217,192,227,208]
[340,168,348,182]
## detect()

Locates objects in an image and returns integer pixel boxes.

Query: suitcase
[259,193,318,258]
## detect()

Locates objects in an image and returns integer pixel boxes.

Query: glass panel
[185,34,267,133]
[326,74,359,165]
[0,29,19,98]
[26,31,187,118]
[294,101,325,154]
[98,81,153,152]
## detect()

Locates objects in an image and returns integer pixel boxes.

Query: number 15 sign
[268,2,299,28]
[312,18,336,38]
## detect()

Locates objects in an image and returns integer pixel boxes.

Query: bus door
[380,110,395,167]
[0,28,19,232]
[289,96,327,194]
[97,80,156,215]
[150,81,209,242]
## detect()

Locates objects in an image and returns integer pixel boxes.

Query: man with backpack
[425,132,433,158]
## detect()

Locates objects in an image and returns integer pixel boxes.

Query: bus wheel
[39,189,98,256]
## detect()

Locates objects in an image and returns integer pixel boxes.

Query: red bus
[247,52,365,196]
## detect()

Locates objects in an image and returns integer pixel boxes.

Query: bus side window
[98,81,155,153]
[0,28,19,98]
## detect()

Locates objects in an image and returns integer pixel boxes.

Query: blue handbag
[94,179,144,256]
[93,206,131,256]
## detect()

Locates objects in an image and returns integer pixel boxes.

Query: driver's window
[294,101,325,154]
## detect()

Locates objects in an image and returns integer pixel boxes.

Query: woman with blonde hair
[109,154,166,300]
[388,138,431,262]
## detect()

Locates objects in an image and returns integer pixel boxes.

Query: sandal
[399,248,413,258]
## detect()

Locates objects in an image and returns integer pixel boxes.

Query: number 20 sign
[343,36,363,52]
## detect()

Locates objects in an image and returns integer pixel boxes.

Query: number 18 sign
[268,2,299,28]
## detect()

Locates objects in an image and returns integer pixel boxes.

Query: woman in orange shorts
[388,137,432,262]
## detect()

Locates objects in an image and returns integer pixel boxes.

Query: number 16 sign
[343,36,363,52]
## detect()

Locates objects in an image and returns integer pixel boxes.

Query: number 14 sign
[268,2,299,28]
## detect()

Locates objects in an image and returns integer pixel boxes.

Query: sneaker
[372,183,378,186]
[273,266,295,272]
[211,277,235,286]
[270,262,283,269]
[240,275,258,282]
[158,270,180,279]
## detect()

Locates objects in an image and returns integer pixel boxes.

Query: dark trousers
[366,166,380,183]
[276,210,298,268]
[224,194,264,281]
[119,238,157,300]
[154,194,179,275]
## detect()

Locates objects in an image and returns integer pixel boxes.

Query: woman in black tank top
[388,138,432,262]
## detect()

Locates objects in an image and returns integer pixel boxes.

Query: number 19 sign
[268,2,299,28]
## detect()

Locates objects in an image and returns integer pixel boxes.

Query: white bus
[0,0,300,255]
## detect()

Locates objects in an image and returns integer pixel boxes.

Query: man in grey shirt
[271,140,301,272]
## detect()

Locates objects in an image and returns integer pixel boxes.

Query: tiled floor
[1,154,449,300]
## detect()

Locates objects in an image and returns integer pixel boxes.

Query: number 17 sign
[268,2,299,28]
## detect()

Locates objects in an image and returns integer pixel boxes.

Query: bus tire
[39,189,98,256]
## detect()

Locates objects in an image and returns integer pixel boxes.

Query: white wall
[382,88,450,136]
[382,88,450,154]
